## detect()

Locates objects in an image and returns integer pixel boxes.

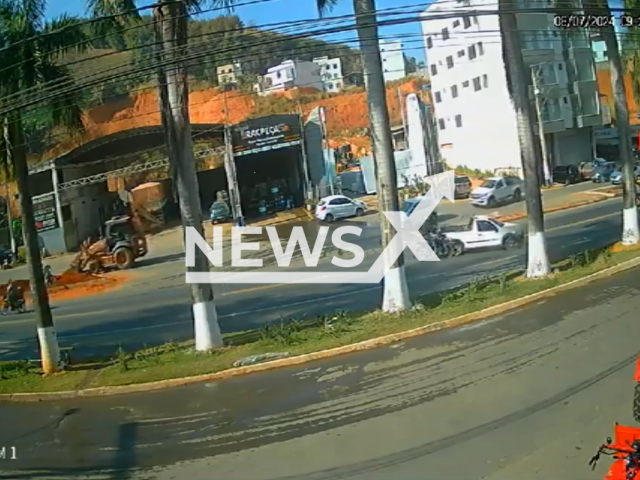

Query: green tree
[0,0,88,373]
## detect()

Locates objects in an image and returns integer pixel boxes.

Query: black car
[552,165,580,185]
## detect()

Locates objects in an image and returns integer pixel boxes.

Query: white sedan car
[315,195,366,222]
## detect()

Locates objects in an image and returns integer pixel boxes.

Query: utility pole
[222,90,245,227]
[296,103,313,201]
[531,65,553,187]
[355,0,410,311]
[155,0,223,350]
[2,119,16,255]
[397,86,408,146]
[499,5,550,278]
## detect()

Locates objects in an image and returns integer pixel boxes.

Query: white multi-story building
[313,56,344,92]
[217,62,242,86]
[253,60,324,96]
[421,0,602,174]
[380,40,406,82]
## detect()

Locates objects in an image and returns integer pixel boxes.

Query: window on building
[558,62,564,71]
[563,96,568,104]
[462,80,470,88]
[473,77,481,91]
[574,56,595,82]
[426,37,433,49]
[290,69,296,78]
[458,49,465,57]
[455,114,463,127]
[442,27,450,40]
[336,82,342,89]
[453,19,460,28]
[451,85,458,98]
[327,82,333,90]
[446,56,454,69]
[435,91,442,103]
[473,15,478,25]
[430,64,438,76]
[276,71,281,78]
[463,16,471,28]
[481,74,488,88]
[478,42,484,55]
[438,118,446,130]
[468,44,477,60]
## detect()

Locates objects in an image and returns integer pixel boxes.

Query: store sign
[232,114,301,156]
[593,127,618,140]
[33,194,58,232]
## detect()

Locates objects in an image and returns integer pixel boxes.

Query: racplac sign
[232,114,302,157]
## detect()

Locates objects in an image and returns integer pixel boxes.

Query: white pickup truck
[470,175,523,208]
[441,216,524,254]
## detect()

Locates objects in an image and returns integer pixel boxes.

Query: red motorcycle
[590,424,640,479]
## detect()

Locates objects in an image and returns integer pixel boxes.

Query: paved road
[1,262,639,480]
[0,195,630,360]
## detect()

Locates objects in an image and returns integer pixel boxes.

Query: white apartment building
[313,56,344,93]
[380,40,406,82]
[217,62,242,85]
[421,0,602,175]
[253,60,324,96]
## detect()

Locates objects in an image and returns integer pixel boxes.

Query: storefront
[230,114,310,219]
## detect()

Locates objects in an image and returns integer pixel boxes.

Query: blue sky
[45,0,430,62]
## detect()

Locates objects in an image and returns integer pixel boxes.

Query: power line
[0,1,625,109]
[15,25,626,153]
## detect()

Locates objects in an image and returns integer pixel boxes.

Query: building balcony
[573,79,598,96]
[537,119,566,135]
[521,48,555,64]
[576,113,602,128]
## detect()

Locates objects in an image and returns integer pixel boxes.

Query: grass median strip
[2,242,640,395]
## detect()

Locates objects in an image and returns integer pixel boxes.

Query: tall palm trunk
[6,113,59,372]
[499,5,550,277]
[156,0,223,349]
[596,0,639,244]
[354,0,410,312]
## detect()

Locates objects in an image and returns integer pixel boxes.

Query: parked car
[209,200,230,224]
[470,175,523,208]
[315,195,366,222]
[592,161,618,183]
[454,175,472,199]
[579,158,608,181]
[441,215,524,254]
[610,163,640,185]
[552,164,580,185]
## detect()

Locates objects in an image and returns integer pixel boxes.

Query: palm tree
[608,0,640,244]
[316,0,410,311]
[498,2,551,277]
[89,0,233,349]
[0,0,88,373]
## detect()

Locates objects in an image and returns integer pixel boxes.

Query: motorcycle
[590,424,640,480]
[425,231,462,259]
[1,295,25,315]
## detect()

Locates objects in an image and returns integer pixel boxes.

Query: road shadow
[136,252,185,269]
[111,422,138,480]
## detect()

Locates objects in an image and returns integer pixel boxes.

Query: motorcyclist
[5,280,24,310]
[43,265,53,286]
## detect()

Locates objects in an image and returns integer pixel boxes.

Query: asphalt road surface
[1,262,639,480]
[0,196,630,360]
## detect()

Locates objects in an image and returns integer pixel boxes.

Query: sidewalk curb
[3,251,640,402]
[496,195,612,223]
